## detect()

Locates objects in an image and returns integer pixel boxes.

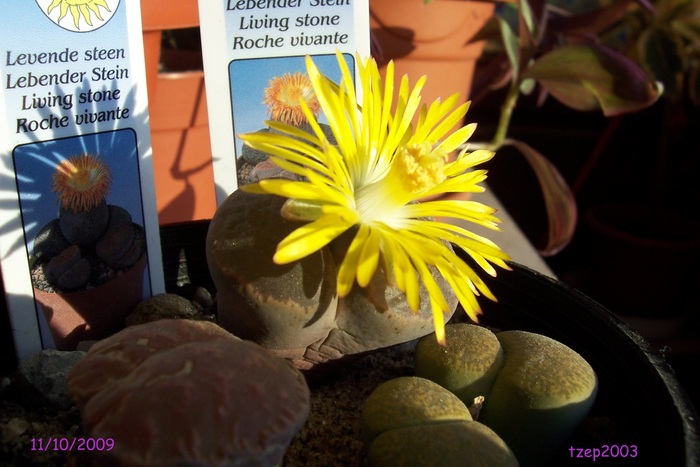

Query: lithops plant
[415,324,598,466]
[207,190,451,370]
[32,154,145,293]
[361,376,518,466]
[68,319,310,466]
[67,319,235,407]
[208,52,510,370]
[52,153,112,247]
[479,331,598,466]
[415,323,504,405]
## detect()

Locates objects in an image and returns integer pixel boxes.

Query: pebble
[124,293,207,326]
[2,417,30,444]
[16,350,86,410]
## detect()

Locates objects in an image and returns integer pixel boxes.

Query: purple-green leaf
[504,138,577,256]
[547,0,639,36]
[522,43,662,115]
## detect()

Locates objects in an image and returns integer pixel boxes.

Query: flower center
[354,143,447,223]
[392,142,447,195]
[67,165,95,190]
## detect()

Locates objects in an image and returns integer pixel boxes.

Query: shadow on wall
[141,0,216,225]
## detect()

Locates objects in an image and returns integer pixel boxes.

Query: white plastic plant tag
[0,0,164,359]
[198,0,370,200]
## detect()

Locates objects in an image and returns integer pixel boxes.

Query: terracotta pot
[370,0,495,114]
[34,255,147,351]
[140,0,216,225]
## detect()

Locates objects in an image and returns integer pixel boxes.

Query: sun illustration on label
[40,0,118,32]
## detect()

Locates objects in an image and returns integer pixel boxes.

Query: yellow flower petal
[357,228,381,287]
[337,224,370,296]
[274,216,350,263]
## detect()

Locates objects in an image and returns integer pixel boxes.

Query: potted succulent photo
[5,49,698,466]
[200,52,696,464]
[30,153,147,351]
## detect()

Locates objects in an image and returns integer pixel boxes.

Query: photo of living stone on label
[13,129,151,350]
[228,54,354,187]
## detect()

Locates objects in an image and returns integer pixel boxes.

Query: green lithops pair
[415,324,504,406]
[415,324,598,466]
[362,377,519,466]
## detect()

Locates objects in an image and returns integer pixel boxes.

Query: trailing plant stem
[491,81,521,150]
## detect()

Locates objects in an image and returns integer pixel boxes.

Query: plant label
[0,0,165,360]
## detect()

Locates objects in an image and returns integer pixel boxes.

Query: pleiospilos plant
[207,52,510,366]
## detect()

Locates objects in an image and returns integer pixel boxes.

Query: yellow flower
[52,153,112,213]
[263,72,320,126]
[240,52,510,344]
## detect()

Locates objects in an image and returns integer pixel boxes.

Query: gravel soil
[1,342,416,467]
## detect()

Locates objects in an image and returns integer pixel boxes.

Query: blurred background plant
[420,0,700,405]
[589,0,700,205]
[465,0,665,256]
[602,0,699,105]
